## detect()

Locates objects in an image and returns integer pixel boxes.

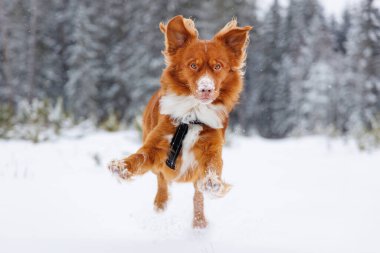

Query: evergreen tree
[37,0,76,103]
[345,0,380,147]
[282,0,334,135]
[65,0,100,121]
[333,9,352,55]
[255,0,291,138]
[0,0,379,143]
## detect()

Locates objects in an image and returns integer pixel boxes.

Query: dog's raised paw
[197,170,231,198]
[107,159,132,181]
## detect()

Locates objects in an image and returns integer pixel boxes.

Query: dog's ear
[160,15,198,55]
[214,18,252,58]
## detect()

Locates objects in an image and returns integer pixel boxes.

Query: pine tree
[65,0,100,121]
[282,0,335,135]
[36,0,76,103]
[331,10,354,134]
[302,9,336,133]
[0,0,14,106]
[282,0,307,135]
[345,0,380,148]
[0,0,30,105]
[334,9,352,55]
[255,0,291,138]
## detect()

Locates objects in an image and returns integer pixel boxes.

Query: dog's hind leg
[192,183,208,229]
[154,172,169,212]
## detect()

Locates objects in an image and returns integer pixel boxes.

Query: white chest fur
[159,94,226,129]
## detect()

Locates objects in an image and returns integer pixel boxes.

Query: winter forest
[1,1,380,251]
[0,0,379,148]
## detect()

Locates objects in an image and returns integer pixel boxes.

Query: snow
[0,131,379,253]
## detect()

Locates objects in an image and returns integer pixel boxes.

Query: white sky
[318,0,361,16]
[260,0,363,18]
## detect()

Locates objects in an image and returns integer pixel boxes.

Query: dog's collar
[166,120,203,170]
[187,120,203,125]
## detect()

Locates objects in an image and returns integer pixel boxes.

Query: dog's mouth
[199,98,213,104]
[195,94,215,105]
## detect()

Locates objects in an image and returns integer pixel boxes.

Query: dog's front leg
[108,122,170,180]
[108,147,152,180]
[197,150,231,198]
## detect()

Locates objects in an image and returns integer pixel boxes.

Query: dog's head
[160,16,252,105]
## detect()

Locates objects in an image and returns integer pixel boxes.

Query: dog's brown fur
[109,16,252,228]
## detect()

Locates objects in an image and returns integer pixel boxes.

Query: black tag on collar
[165,120,203,170]
[166,123,189,170]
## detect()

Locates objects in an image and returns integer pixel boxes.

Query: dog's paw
[107,159,133,181]
[154,193,169,213]
[193,216,208,229]
[154,201,167,213]
[197,170,231,198]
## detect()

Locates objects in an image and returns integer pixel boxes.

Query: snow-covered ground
[0,131,379,253]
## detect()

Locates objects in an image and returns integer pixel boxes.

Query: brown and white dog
[108,16,252,228]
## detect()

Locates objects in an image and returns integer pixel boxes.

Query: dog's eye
[190,63,198,70]
[214,64,222,71]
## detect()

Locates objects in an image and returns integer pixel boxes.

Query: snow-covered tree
[0,0,379,144]
[345,0,380,148]
[254,0,291,138]
[65,1,100,121]
[280,0,335,135]
[0,0,14,105]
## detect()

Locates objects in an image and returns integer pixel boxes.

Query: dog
[108,15,252,229]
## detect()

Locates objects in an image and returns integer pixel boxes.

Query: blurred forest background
[0,0,379,149]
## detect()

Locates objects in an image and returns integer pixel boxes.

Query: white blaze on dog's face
[160,16,252,105]
[196,75,215,104]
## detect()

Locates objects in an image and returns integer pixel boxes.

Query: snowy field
[0,130,379,253]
